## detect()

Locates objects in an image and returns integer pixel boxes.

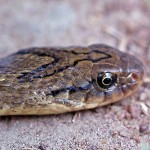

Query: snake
[0,44,144,116]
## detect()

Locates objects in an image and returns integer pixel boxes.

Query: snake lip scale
[0,44,144,115]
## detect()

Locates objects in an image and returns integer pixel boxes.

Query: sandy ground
[0,0,149,149]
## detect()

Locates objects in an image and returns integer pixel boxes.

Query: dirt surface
[0,0,149,149]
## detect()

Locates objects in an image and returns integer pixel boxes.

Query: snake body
[0,44,144,115]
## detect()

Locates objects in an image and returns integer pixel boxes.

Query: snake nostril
[131,72,139,81]
[127,72,140,83]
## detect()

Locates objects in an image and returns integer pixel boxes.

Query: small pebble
[139,124,149,133]
[126,104,141,119]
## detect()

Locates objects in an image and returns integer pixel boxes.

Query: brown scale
[0,44,144,115]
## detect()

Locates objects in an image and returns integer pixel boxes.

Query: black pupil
[103,77,112,85]
[97,72,116,89]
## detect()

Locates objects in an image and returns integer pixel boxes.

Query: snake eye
[97,72,117,89]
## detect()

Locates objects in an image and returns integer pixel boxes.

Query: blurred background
[0,1,149,57]
[0,0,149,149]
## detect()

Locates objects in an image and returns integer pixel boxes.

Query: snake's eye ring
[97,72,117,89]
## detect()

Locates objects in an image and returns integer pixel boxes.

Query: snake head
[0,44,144,115]
[85,45,144,107]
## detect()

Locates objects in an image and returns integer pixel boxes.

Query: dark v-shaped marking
[17,49,112,83]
